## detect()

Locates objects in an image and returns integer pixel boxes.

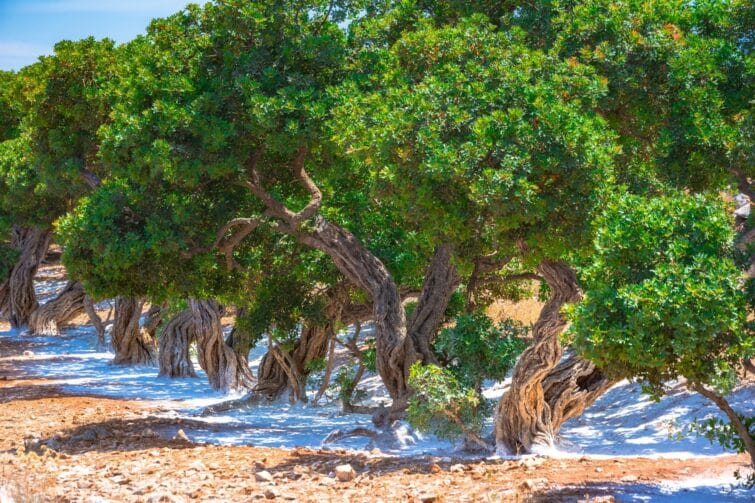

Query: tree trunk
[299,218,413,404]
[111,297,156,366]
[312,331,337,405]
[494,260,582,454]
[406,244,460,365]
[253,287,346,402]
[542,353,615,432]
[84,296,111,347]
[190,299,254,392]
[28,282,86,335]
[158,308,197,378]
[143,303,164,339]
[5,227,51,328]
[693,382,755,468]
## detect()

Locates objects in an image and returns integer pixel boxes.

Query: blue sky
[0,0,193,70]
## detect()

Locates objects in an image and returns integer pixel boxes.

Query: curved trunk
[494,260,581,454]
[303,220,459,411]
[301,218,412,404]
[28,282,86,336]
[190,299,254,392]
[542,353,615,432]
[693,383,755,468]
[158,308,197,378]
[143,303,165,339]
[406,244,459,365]
[5,227,51,328]
[111,297,156,366]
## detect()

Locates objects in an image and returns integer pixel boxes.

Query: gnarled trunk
[406,244,460,365]
[28,282,86,335]
[255,290,345,402]
[111,297,156,366]
[542,353,614,432]
[4,227,51,328]
[494,260,581,453]
[301,218,412,404]
[190,299,254,392]
[158,308,196,378]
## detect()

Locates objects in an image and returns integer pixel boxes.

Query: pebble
[255,470,274,483]
[335,464,356,482]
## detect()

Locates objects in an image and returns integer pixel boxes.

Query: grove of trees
[0,0,752,469]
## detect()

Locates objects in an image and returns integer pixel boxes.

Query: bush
[407,363,483,442]
[407,312,528,448]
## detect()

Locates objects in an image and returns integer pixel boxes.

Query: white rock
[335,464,356,482]
[255,470,274,483]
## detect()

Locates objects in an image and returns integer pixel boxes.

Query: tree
[335,13,617,447]
[0,38,116,329]
[568,192,754,467]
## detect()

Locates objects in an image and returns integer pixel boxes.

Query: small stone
[173,429,190,442]
[420,494,439,503]
[22,350,33,357]
[143,428,158,438]
[595,467,604,473]
[620,475,638,482]
[449,464,465,473]
[255,470,274,483]
[521,478,549,491]
[335,464,356,482]
[430,463,442,474]
[263,488,278,499]
[370,448,382,456]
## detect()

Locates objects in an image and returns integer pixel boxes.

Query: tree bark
[494,260,582,453]
[4,227,51,328]
[143,303,164,339]
[693,382,755,468]
[542,353,615,432]
[111,297,156,366]
[158,308,197,378]
[406,244,460,365]
[312,330,337,405]
[28,281,86,336]
[190,299,254,392]
[253,285,353,402]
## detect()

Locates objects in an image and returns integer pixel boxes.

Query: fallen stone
[449,464,465,473]
[173,429,190,442]
[255,470,274,483]
[620,475,638,482]
[335,464,356,482]
[521,478,549,491]
[263,488,278,499]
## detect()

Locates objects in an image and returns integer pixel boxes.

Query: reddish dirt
[0,373,750,502]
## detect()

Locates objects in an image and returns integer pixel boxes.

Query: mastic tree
[568,193,754,467]
[60,0,459,410]
[334,13,619,449]
[0,38,116,329]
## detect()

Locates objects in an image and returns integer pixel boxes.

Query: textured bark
[312,331,337,405]
[190,299,254,392]
[406,244,460,365]
[143,303,165,339]
[5,227,51,328]
[28,282,86,336]
[111,297,156,366]
[158,308,197,378]
[542,353,615,432]
[494,260,582,453]
[693,383,755,468]
[254,287,346,402]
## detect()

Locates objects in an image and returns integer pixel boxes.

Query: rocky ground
[0,351,751,502]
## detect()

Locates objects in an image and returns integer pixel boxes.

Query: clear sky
[0,0,193,71]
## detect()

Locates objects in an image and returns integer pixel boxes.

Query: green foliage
[335,14,617,265]
[408,312,527,442]
[407,362,482,441]
[332,364,368,405]
[361,338,377,373]
[434,312,528,390]
[569,193,753,398]
[0,242,19,282]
